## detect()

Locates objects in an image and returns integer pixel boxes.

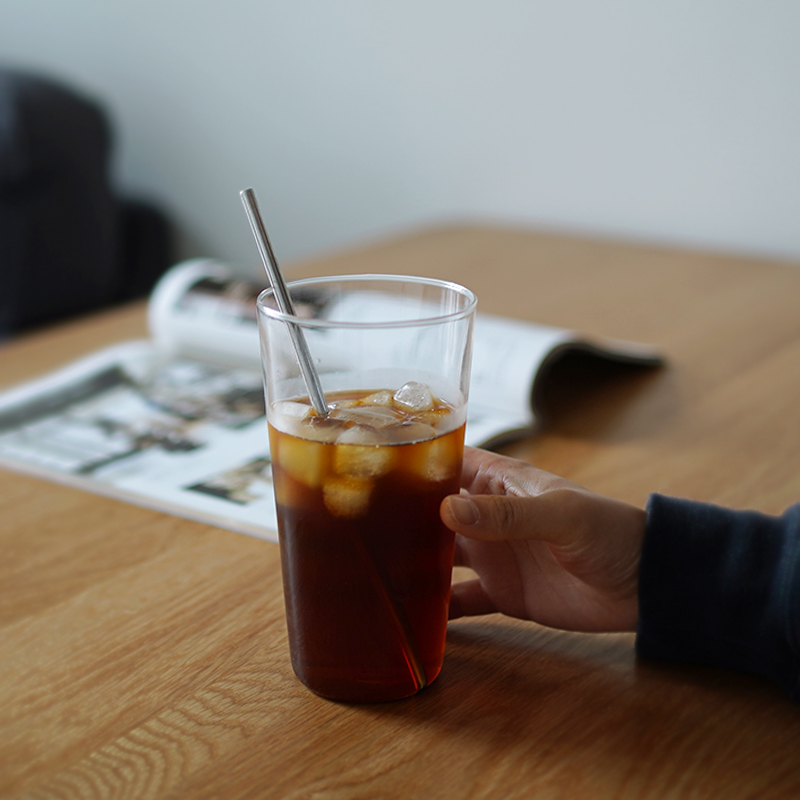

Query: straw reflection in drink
[257,275,476,702]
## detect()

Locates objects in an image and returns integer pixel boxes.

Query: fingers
[459,447,570,497]
[458,447,523,494]
[442,487,589,549]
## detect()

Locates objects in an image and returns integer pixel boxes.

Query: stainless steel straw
[240,188,328,416]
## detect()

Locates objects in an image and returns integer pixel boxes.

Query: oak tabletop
[2,224,800,799]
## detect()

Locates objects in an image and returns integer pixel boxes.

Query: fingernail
[449,495,479,526]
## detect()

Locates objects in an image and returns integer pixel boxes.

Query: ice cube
[334,438,396,477]
[271,401,313,436]
[393,381,434,412]
[414,407,457,433]
[335,426,388,446]
[407,434,462,482]
[301,416,348,443]
[273,468,312,510]
[327,398,360,410]
[323,476,373,518]
[329,405,403,430]
[274,435,328,487]
[273,400,313,422]
[390,421,437,444]
[363,390,393,406]
[273,478,301,510]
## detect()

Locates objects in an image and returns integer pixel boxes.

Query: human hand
[441,448,646,632]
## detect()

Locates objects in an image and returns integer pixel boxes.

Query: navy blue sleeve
[636,494,800,700]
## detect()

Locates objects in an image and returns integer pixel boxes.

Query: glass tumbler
[257,274,476,702]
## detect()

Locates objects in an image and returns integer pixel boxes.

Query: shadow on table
[356,616,800,781]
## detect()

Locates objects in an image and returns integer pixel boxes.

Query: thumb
[441,489,585,548]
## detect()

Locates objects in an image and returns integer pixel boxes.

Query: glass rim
[256,273,477,329]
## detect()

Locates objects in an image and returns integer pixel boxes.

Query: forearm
[636,494,800,701]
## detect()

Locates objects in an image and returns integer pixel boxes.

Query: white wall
[2,1,799,268]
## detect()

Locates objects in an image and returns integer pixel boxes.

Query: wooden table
[2,225,800,799]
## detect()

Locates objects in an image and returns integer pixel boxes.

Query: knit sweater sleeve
[636,494,800,701]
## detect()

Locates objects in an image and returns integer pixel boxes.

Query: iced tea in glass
[257,275,476,702]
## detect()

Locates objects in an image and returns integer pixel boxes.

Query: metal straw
[240,188,328,416]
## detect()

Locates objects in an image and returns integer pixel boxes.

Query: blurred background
[1,0,799,273]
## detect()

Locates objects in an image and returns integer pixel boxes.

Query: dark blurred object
[0,66,174,336]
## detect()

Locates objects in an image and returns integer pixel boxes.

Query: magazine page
[471,315,664,447]
[147,258,264,367]
[467,314,572,446]
[0,341,277,541]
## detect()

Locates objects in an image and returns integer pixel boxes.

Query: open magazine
[0,260,663,542]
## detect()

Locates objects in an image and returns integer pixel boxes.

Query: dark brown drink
[268,384,464,702]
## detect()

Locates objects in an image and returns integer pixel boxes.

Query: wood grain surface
[2,224,800,799]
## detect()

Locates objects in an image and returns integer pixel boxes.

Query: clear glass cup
[257,274,476,702]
